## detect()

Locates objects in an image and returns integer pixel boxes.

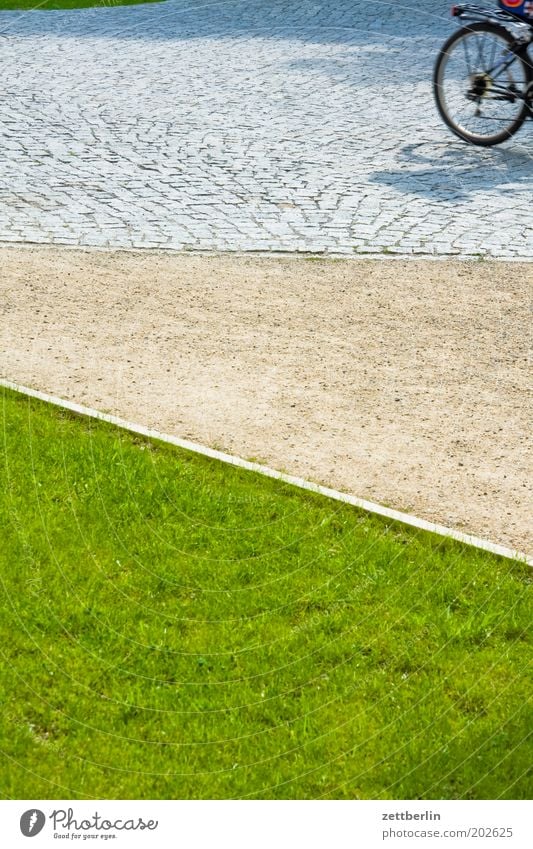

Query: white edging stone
[1,378,531,567]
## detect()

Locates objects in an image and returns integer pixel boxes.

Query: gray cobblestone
[0,1,531,257]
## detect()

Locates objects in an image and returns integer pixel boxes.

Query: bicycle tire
[433,21,532,146]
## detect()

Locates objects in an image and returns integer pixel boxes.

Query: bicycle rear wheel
[433,21,532,145]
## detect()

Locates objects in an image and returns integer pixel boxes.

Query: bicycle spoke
[475,32,485,67]
[489,37,498,72]
[462,37,473,74]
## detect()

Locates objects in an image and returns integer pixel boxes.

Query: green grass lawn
[0,0,162,11]
[1,385,531,800]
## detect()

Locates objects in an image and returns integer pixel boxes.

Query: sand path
[1,247,531,553]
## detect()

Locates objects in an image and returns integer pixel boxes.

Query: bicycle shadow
[371,141,533,201]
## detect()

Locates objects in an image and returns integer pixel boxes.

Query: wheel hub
[467,72,493,100]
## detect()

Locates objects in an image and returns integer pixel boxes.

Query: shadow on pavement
[371,141,533,200]
[0,0,454,45]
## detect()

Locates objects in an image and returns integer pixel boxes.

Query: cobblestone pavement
[0,0,531,257]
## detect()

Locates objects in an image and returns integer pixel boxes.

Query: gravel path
[0,0,531,257]
[2,247,531,554]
